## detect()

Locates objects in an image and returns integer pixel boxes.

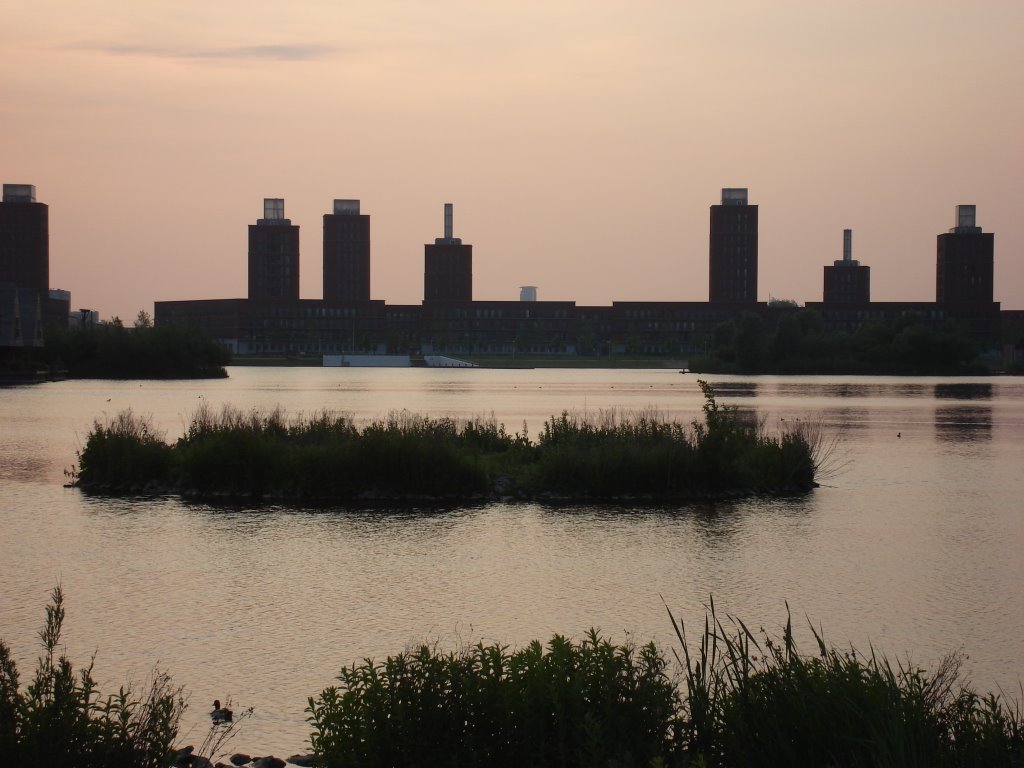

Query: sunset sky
[3,1,1022,319]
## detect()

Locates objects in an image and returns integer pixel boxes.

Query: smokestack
[843,229,852,263]
[444,203,453,240]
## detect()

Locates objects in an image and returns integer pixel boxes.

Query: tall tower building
[0,184,48,294]
[936,205,993,304]
[823,229,870,304]
[709,188,758,303]
[424,203,472,303]
[248,198,300,301]
[323,199,370,302]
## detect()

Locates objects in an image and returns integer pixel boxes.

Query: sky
[2,0,1022,320]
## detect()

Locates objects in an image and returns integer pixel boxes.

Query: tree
[134,310,152,329]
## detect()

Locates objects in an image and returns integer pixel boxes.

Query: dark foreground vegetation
[0,586,185,768]
[691,309,989,375]
[308,601,1023,768]
[5,590,1021,767]
[44,322,230,379]
[75,382,824,503]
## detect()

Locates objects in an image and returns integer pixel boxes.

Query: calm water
[1,368,1022,755]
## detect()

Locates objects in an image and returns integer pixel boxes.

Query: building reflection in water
[934,383,993,401]
[934,406,992,443]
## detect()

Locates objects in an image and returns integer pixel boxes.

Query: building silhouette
[709,188,758,304]
[248,198,300,300]
[0,184,69,347]
[936,205,993,304]
[823,229,870,304]
[323,199,371,302]
[154,191,1008,358]
[0,184,48,295]
[424,203,472,303]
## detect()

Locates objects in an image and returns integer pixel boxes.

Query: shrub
[308,630,679,768]
[76,410,171,488]
[668,600,1024,767]
[0,586,185,768]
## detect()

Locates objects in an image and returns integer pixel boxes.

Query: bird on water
[211,700,233,724]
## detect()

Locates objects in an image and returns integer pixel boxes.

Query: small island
[73,382,824,504]
[45,319,231,379]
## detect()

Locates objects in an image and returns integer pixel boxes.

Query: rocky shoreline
[172,746,315,768]
[75,478,817,507]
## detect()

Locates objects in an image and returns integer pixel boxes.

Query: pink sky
[3,1,1022,319]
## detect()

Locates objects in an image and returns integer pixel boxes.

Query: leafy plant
[0,585,185,768]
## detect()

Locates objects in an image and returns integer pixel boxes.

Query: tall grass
[668,599,1024,767]
[0,586,185,768]
[76,381,823,502]
[306,606,1024,768]
[75,409,171,489]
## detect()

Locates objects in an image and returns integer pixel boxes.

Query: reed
[75,409,171,489]
[76,381,822,502]
[667,599,1024,767]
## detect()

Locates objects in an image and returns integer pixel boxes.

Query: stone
[287,756,316,767]
[252,758,287,768]
[230,754,252,766]
[172,746,194,767]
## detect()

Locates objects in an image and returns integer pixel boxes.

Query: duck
[211,700,233,724]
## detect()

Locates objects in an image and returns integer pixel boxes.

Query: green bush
[308,630,679,768]
[76,410,171,488]
[669,600,1024,767]
[0,586,184,768]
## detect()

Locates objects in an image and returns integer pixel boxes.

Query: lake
[1,367,1022,756]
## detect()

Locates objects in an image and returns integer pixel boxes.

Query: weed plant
[668,599,1024,768]
[75,409,171,489]
[306,604,1023,768]
[307,630,678,768]
[0,586,185,768]
[76,381,823,501]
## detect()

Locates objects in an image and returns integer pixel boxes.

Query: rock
[252,758,287,768]
[192,757,214,768]
[172,746,194,767]
[230,754,252,766]
[287,755,316,767]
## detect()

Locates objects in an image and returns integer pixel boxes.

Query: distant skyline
[2,1,1022,320]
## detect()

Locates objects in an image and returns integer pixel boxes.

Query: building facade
[0,184,48,295]
[709,188,758,304]
[424,203,472,303]
[323,199,371,302]
[936,205,993,304]
[248,198,300,300]
[823,229,871,304]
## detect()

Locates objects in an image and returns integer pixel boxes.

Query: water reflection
[711,382,759,397]
[934,383,993,401]
[774,382,932,399]
[934,406,993,442]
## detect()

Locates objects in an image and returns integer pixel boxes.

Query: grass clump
[75,409,171,490]
[0,586,185,768]
[305,605,1024,768]
[307,630,678,768]
[75,381,823,503]
[669,600,1024,768]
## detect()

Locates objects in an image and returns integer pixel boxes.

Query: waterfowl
[211,700,233,724]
